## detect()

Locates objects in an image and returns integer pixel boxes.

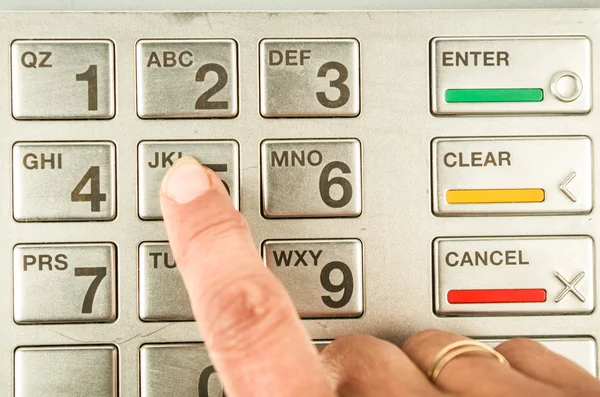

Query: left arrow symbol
[560,172,577,202]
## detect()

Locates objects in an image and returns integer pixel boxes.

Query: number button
[260,39,360,117]
[263,239,363,318]
[138,141,239,220]
[13,142,116,221]
[139,242,193,321]
[11,40,115,119]
[15,346,118,397]
[136,40,238,118]
[140,344,226,397]
[13,244,116,324]
[261,139,362,218]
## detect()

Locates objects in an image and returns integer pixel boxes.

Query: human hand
[160,157,600,397]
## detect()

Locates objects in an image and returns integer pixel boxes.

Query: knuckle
[200,272,294,354]
[403,329,445,351]
[496,337,540,355]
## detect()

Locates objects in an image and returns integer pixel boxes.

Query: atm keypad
[13,243,117,324]
[11,40,115,119]
[13,142,116,222]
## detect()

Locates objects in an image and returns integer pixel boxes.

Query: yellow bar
[446,189,545,204]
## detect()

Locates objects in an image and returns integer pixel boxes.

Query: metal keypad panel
[261,139,362,218]
[432,136,593,216]
[2,9,600,396]
[139,242,193,321]
[138,140,239,219]
[260,39,360,117]
[11,40,115,119]
[263,239,364,318]
[13,142,117,221]
[431,37,591,115]
[137,40,238,118]
[14,346,118,397]
[14,243,117,324]
[434,236,595,316]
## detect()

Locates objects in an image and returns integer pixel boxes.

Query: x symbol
[554,272,586,303]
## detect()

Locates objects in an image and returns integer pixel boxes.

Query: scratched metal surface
[0,9,599,396]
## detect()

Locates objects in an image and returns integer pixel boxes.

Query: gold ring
[426,340,510,383]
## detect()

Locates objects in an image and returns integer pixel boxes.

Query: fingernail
[161,157,211,204]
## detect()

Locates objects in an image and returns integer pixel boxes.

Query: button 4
[13,142,116,221]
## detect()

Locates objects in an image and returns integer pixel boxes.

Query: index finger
[160,157,335,397]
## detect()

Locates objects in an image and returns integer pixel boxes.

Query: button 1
[432,136,592,216]
[261,139,362,218]
[482,338,597,376]
[263,239,363,318]
[13,243,117,324]
[434,236,595,316]
[140,344,224,397]
[139,242,192,321]
[137,40,238,118]
[260,39,360,117]
[13,142,116,222]
[138,140,239,219]
[15,346,118,397]
[431,36,591,115]
[12,40,115,119]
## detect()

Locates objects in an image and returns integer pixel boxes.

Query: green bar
[445,89,544,103]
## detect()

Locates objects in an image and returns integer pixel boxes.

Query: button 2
[434,236,595,316]
[11,40,115,119]
[13,142,116,221]
[138,140,239,220]
[13,243,117,324]
[261,139,362,218]
[137,39,238,118]
[260,39,360,117]
[263,239,363,318]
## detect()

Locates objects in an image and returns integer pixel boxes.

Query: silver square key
[138,140,239,220]
[139,242,193,321]
[260,39,360,117]
[140,344,225,397]
[261,139,362,218]
[14,243,117,324]
[15,346,118,397]
[12,40,115,119]
[137,40,238,118]
[263,239,363,318]
[13,142,116,221]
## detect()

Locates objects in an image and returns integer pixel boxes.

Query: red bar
[447,289,547,304]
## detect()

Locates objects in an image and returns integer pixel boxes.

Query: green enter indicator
[445,88,544,103]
